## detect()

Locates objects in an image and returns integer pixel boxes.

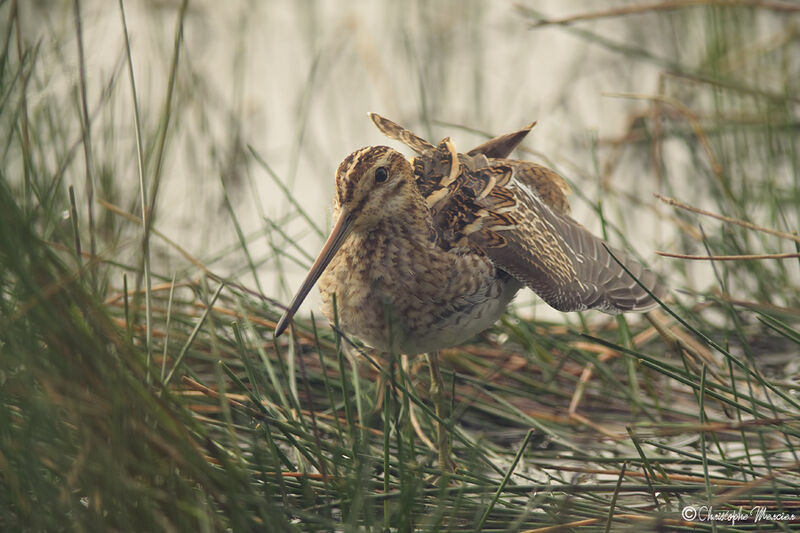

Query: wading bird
[275,113,665,469]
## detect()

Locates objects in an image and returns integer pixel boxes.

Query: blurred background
[16,0,798,321]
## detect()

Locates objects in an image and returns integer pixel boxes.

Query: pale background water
[19,0,792,324]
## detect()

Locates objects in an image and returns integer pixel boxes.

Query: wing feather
[467,122,537,159]
[369,113,665,313]
[507,162,571,215]
[369,113,434,154]
[469,182,665,313]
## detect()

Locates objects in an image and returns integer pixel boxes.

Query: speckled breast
[317,224,522,355]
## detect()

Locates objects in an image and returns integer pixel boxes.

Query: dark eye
[374,167,388,183]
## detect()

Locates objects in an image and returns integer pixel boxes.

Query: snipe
[275,113,665,469]
[275,113,664,346]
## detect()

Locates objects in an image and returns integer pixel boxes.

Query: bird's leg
[372,370,387,413]
[426,351,454,472]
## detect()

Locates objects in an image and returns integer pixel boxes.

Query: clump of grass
[2,1,799,532]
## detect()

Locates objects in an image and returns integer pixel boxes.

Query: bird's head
[333,145,415,229]
[274,145,416,337]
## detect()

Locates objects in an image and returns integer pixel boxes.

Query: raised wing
[507,161,571,215]
[369,113,434,154]
[369,113,665,312]
[422,152,663,313]
[370,112,535,160]
[469,178,665,313]
[467,122,536,159]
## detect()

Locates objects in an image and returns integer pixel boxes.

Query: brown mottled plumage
[274,113,665,354]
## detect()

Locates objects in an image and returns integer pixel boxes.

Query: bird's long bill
[274,210,353,337]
